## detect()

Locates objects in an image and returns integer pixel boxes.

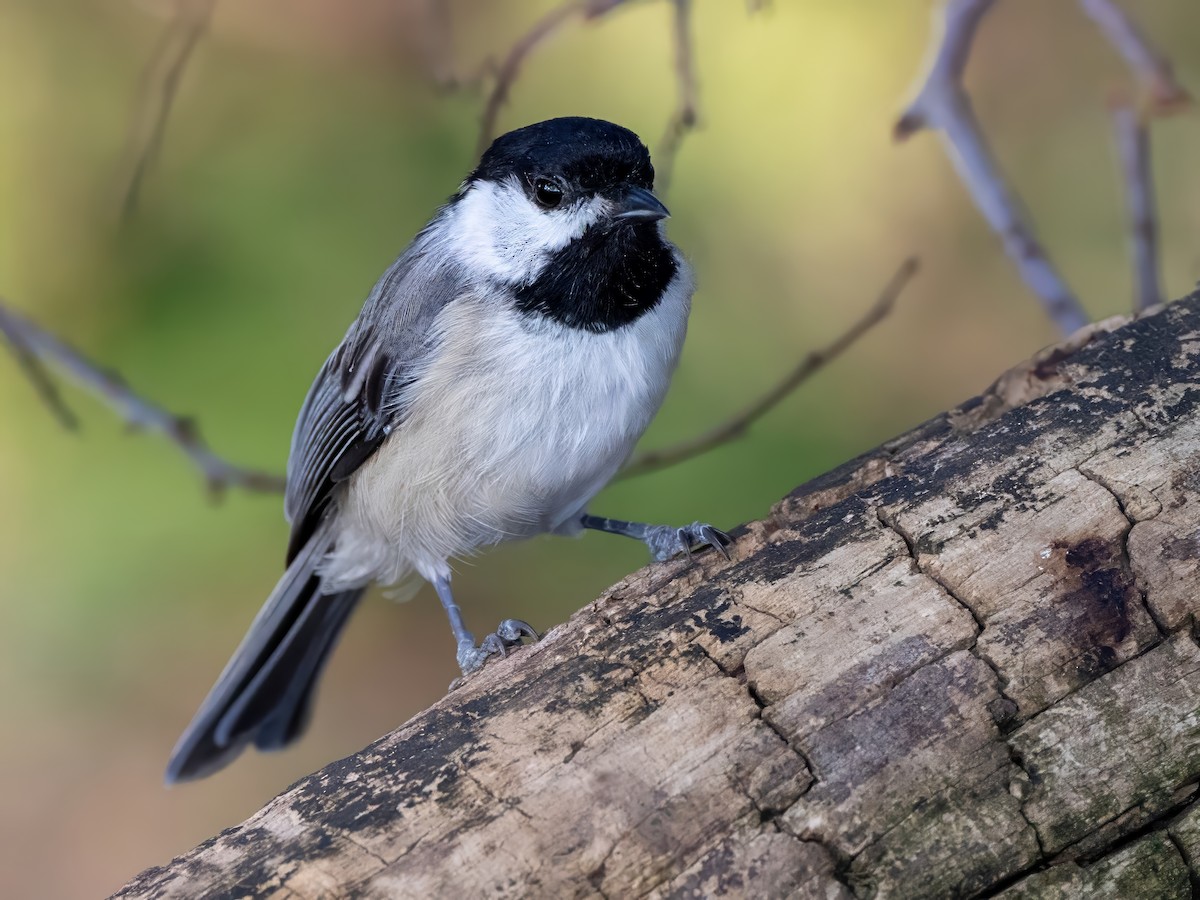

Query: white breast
[321,262,693,589]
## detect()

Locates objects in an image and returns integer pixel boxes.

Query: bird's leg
[580,514,731,562]
[433,574,538,675]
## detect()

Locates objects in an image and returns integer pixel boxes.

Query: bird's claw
[495,618,540,643]
[456,618,540,675]
[644,522,732,562]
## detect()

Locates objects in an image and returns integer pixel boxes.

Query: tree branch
[115,293,1200,899]
[0,306,79,432]
[1078,0,1191,315]
[1110,101,1161,313]
[0,298,285,498]
[1079,0,1193,114]
[115,0,216,221]
[895,0,1090,337]
[620,257,918,480]
[475,0,631,157]
[654,0,698,197]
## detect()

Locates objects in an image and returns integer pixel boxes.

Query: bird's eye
[533,177,564,209]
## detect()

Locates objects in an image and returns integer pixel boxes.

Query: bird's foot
[456,619,539,675]
[643,522,732,562]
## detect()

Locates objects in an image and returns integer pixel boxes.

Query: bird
[165,116,728,783]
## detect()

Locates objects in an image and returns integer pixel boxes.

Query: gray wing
[283,242,465,563]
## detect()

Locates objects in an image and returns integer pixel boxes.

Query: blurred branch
[1079,0,1191,315]
[1110,102,1161,313]
[895,0,1089,337]
[620,257,918,480]
[116,0,216,222]
[476,1,582,155]
[472,0,705,190]
[0,305,79,432]
[1079,0,1193,115]
[476,0,631,156]
[0,298,285,498]
[655,0,698,197]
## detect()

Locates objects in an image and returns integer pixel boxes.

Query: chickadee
[166,117,728,783]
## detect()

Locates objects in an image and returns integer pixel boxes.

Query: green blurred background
[1,1,1197,895]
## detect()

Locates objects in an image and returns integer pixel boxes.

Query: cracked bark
[114,293,1200,900]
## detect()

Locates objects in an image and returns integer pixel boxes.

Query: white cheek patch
[447,179,606,286]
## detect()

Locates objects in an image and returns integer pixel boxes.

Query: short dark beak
[612,186,670,222]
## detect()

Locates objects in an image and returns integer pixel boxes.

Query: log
[115,293,1200,899]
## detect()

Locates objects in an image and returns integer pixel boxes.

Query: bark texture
[116,294,1200,899]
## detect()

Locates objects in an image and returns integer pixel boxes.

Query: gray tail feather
[165,524,364,784]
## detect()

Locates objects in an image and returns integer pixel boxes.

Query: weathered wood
[115,294,1200,899]
[996,834,1191,899]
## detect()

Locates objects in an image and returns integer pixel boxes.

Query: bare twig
[895,0,1089,337]
[655,0,698,197]
[476,0,629,156]
[474,0,699,185]
[1079,0,1192,114]
[0,298,285,497]
[620,257,919,480]
[116,0,216,221]
[476,1,588,156]
[0,312,79,432]
[1110,102,1161,313]
[1079,0,1190,314]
